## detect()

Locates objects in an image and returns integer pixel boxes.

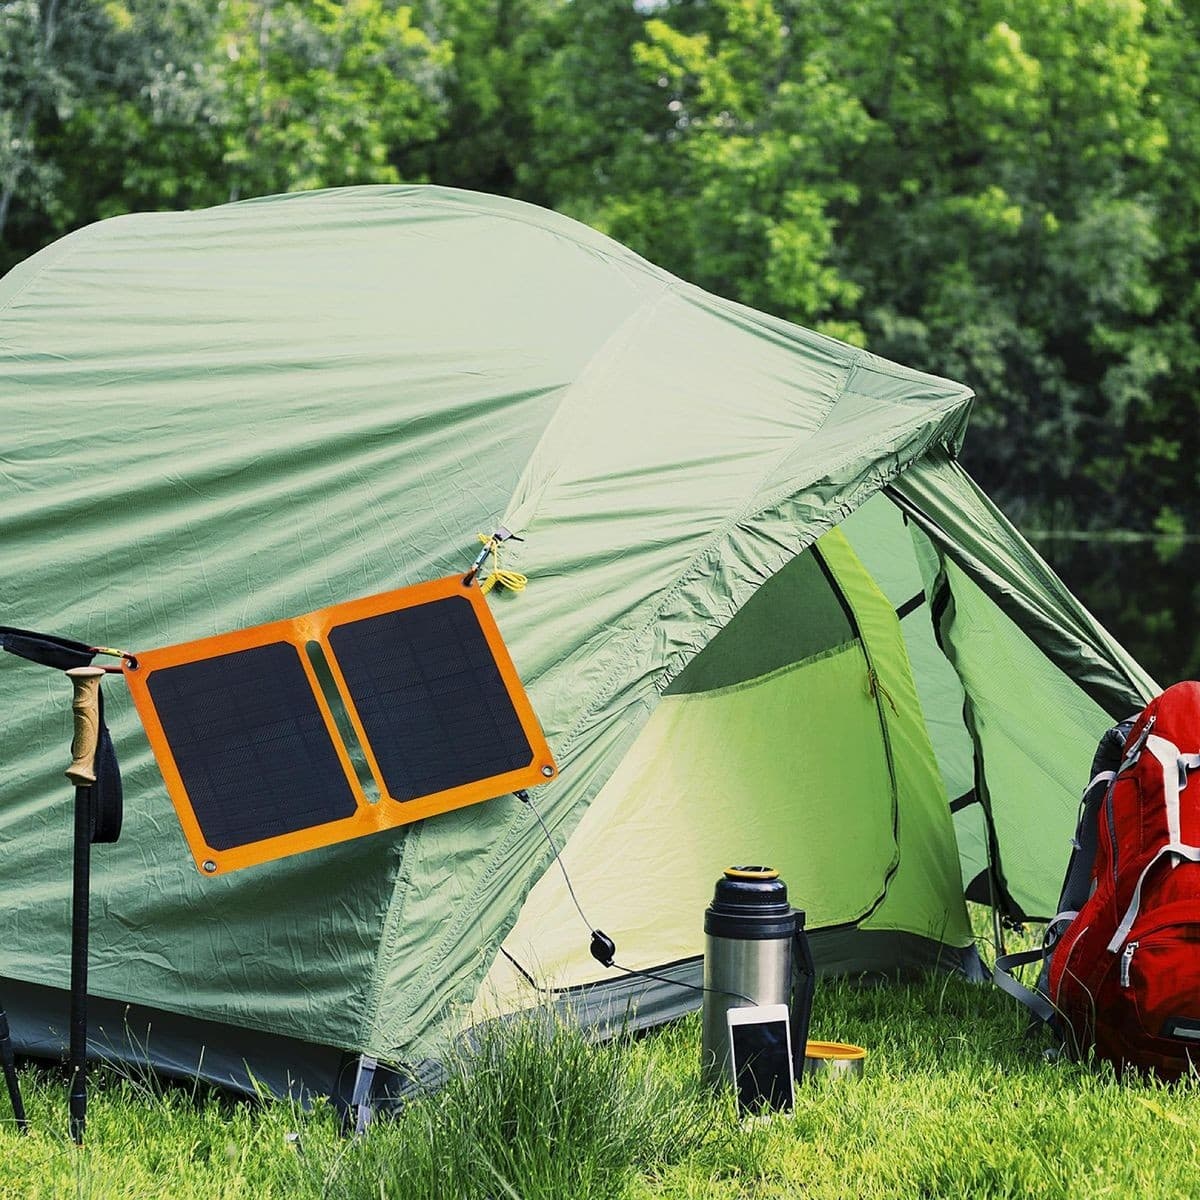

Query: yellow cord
[477,534,528,595]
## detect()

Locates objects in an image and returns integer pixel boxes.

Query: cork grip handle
[65,666,106,787]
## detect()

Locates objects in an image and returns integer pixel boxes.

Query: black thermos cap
[705,866,805,939]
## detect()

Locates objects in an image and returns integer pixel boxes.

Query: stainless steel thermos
[700,866,815,1089]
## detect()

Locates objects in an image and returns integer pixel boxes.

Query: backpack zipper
[1120,940,1139,988]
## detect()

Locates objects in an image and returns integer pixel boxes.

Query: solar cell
[145,642,358,850]
[328,596,533,801]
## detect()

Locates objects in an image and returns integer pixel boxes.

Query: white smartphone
[726,1003,795,1115]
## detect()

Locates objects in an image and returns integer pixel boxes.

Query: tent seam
[503,280,680,524]
[493,406,954,849]
[381,356,871,1031]
[653,407,967,692]
[689,287,976,399]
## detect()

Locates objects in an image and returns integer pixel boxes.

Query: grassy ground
[3,945,1200,1199]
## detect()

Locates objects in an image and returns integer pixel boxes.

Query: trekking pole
[64,665,105,1147]
[0,1000,28,1133]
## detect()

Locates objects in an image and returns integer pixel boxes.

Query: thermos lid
[705,865,805,939]
[723,866,778,881]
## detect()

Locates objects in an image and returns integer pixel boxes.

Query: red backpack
[997,680,1200,1076]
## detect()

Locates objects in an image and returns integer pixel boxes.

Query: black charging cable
[514,790,756,1007]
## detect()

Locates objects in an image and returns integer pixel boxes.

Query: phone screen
[729,1017,794,1113]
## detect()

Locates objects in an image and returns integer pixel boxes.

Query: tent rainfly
[0,186,1156,1110]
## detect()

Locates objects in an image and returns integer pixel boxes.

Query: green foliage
[0,0,452,270]
[1031,532,1200,682]
[523,1,871,335]
[219,0,450,199]
[0,0,229,269]
[2,0,1199,530]
[396,0,549,193]
[819,0,1176,523]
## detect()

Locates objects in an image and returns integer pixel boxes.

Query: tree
[0,0,227,272]
[398,0,553,194]
[819,0,1170,524]
[522,0,870,338]
[218,0,450,199]
[0,0,453,271]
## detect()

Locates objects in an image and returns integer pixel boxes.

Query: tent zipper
[863,665,898,808]
[809,542,901,932]
[810,547,899,795]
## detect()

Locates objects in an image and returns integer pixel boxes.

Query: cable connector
[589,930,616,968]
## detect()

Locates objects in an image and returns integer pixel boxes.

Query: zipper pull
[1120,941,1138,988]
[866,669,899,715]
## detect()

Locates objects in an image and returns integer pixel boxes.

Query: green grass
[4,943,1200,1198]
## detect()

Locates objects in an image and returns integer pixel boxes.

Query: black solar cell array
[328,596,534,800]
[146,641,358,851]
[143,596,535,853]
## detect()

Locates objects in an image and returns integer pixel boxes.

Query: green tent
[0,186,1155,1103]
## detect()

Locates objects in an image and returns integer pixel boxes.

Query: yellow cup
[805,1040,867,1078]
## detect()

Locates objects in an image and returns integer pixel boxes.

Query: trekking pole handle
[65,667,106,786]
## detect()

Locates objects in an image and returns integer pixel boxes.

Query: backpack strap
[1107,843,1200,953]
[1056,770,1115,918]
[1053,719,1133,919]
[993,908,1078,1025]
[1135,736,1200,873]
[994,949,1056,1023]
[1119,715,1156,774]
[1145,735,1190,849]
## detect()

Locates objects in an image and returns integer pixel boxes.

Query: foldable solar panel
[124,577,556,874]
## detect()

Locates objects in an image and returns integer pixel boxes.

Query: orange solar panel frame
[124,576,557,875]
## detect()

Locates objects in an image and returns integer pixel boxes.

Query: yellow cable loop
[477,534,528,595]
